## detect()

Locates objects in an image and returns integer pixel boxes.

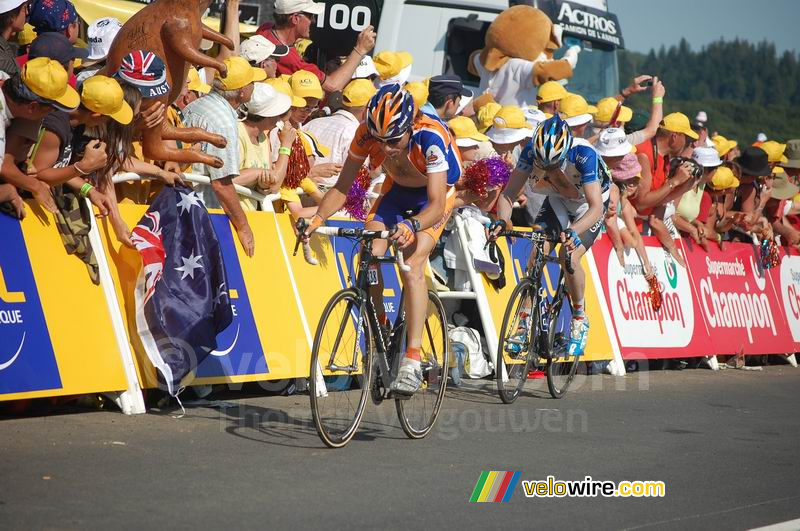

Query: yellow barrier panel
[100,205,311,387]
[480,231,615,362]
[0,203,128,401]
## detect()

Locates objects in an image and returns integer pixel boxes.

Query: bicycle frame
[502,230,572,359]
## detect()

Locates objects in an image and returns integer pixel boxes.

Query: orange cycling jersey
[347,114,462,185]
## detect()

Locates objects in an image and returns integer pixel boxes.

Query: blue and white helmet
[531,114,573,169]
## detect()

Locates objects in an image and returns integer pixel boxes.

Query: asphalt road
[1,366,799,531]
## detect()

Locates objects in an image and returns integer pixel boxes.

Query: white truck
[310,0,624,102]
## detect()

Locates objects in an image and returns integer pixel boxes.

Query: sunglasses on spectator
[297,12,317,23]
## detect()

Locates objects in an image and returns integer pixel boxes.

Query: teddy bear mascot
[468,4,581,108]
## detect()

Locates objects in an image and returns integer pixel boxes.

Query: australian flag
[131,186,232,396]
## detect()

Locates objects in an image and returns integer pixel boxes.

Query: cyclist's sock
[404,347,422,362]
[571,299,586,320]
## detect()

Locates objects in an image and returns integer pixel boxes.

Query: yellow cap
[712,134,738,157]
[710,166,740,190]
[16,23,36,46]
[289,69,324,100]
[374,51,404,80]
[404,80,429,110]
[264,77,306,108]
[594,96,633,123]
[396,52,413,69]
[294,38,313,57]
[793,193,800,203]
[660,112,699,140]
[216,56,267,91]
[448,116,490,143]
[81,75,133,125]
[536,81,568,103]
[559,93,594,118]
[773,166,786,175]
[492,105,533,130]
[760,140,788,163]
[476,102,501,133]
[342,79,376,107]
[187,68,211,94]
[21,57,79,110]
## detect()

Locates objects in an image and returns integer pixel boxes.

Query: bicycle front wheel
[395,291,450,439]
[309,289,373,448]
[496,279,543,404]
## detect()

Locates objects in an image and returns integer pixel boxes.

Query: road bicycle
[494,229,581,402]
[295,223,449,448]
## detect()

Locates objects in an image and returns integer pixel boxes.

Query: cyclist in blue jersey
[491,115,610,357]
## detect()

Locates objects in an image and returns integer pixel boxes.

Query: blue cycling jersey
[516,138,611,197]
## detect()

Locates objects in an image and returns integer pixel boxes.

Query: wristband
[564,228,582,248]
[79,183,94,198]
[74,163,90,176]
[354,47,367,56]
[399,219,416,233]
[652,97,663,104]
[278,146,291,156]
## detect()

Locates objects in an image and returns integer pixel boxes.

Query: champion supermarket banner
[0,206,128,400]
[592,236,712,359]
[683,240,794,355]
[591,236,796,358]
[771,247,800,348]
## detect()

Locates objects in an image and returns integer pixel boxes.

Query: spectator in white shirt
[303,78,376,191]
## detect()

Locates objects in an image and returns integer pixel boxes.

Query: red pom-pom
[284,135,310,191]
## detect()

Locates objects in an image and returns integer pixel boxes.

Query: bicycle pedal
[387,390,413,400]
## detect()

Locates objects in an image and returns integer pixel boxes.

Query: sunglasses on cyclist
[378,133,407,146]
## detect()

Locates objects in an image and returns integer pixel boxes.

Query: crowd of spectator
[1,0,798,291]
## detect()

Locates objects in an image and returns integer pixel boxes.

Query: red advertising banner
[683,241,795,355]
[591,236,713,359]
[768,246,800,350]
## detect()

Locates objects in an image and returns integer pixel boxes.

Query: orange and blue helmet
[532,114,573,169]
[365,83,415,141]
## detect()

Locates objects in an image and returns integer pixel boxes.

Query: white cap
[565,113,593,127]
[86,17,123,62]
[692,146,722,168]
[486,126,533,145]
[757,132,768,142]
[695,111,708,123]
[352,55,378,79]
[456,138,482,148]
[275,0,324,15]
[240,35,289,64]
[0,0,26,14]
[523,107,547,128]
[595,128,633,157]
[246,83,292,118]
[456,94,473,116]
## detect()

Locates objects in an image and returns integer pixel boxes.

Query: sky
[610,0,800,55]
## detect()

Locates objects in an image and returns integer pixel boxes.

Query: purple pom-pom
[485,156,512,189]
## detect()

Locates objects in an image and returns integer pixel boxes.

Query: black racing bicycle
[295,223,449,448]
[494,229,581,402]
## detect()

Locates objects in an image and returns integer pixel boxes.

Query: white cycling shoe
[390,357,422,395]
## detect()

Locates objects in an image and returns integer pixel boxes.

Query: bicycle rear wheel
[395,291,450,439]
[544,293,580,399]
[496,279,544,404]
[309,289,373,448]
